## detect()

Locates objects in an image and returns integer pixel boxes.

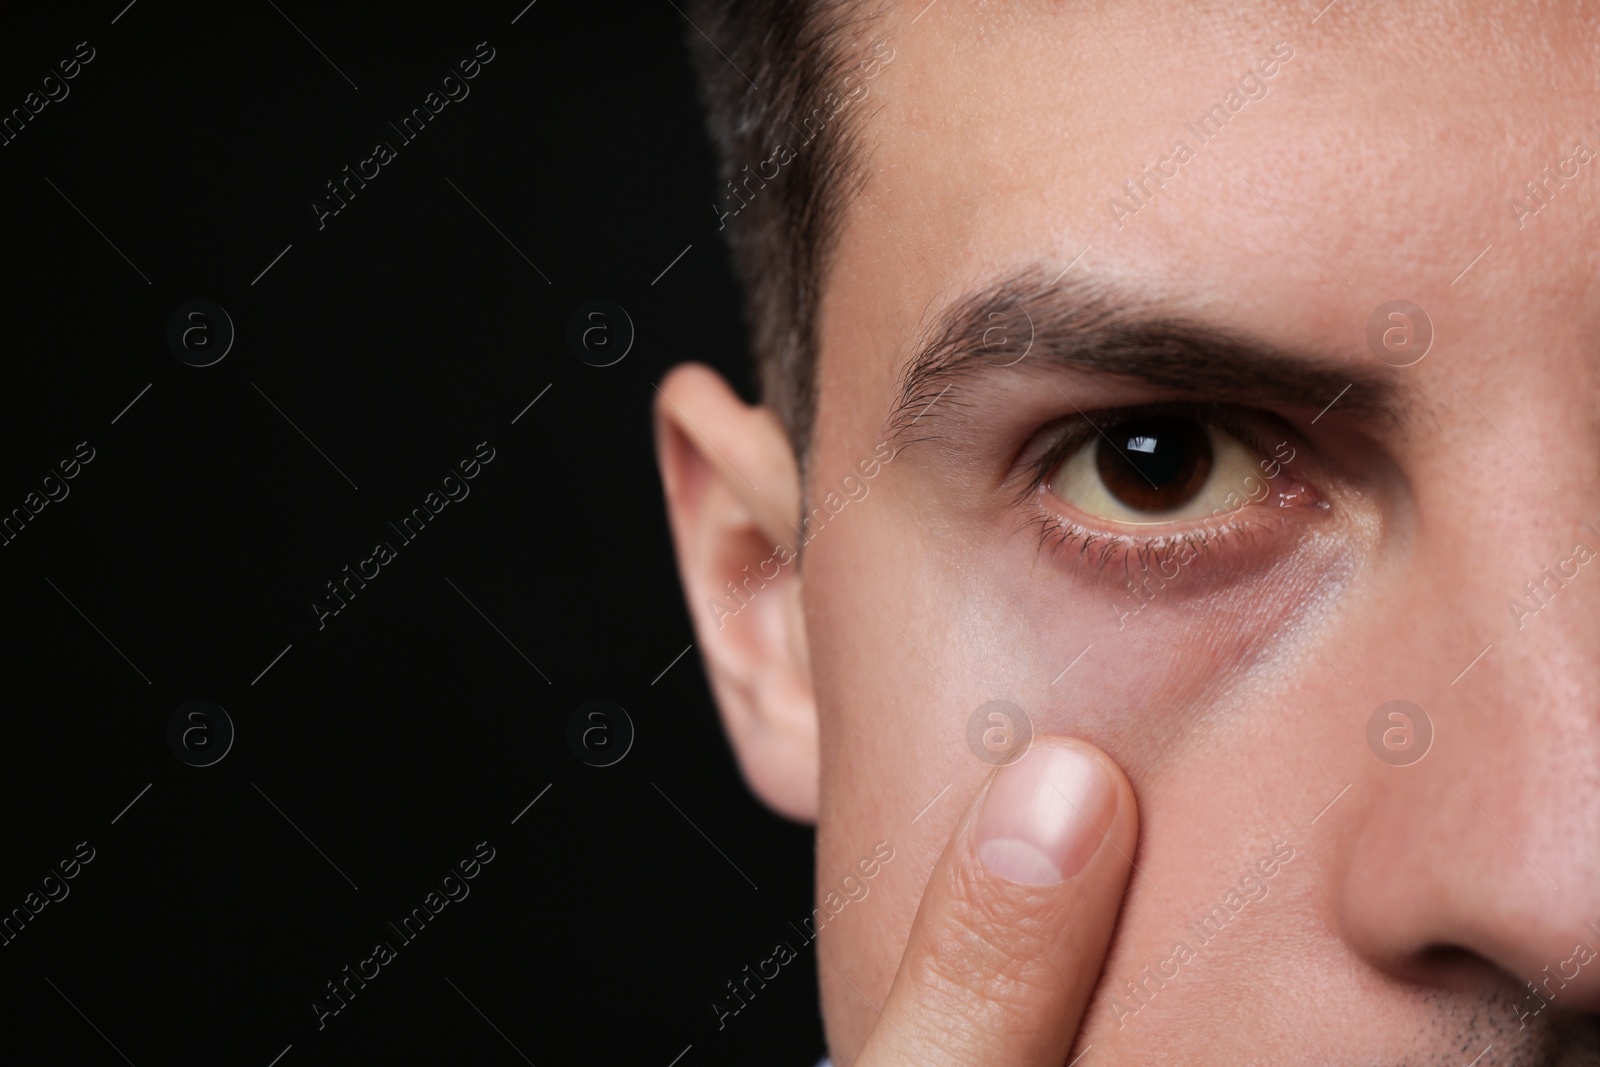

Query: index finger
[855,736,1139,1067]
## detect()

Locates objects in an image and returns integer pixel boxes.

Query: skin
[658,1,1600,1063]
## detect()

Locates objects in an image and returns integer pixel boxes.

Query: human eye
[1023,402,1323,574]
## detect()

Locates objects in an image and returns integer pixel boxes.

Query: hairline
[686,0,893,475]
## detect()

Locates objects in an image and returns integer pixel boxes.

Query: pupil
[1094,416,1214,512]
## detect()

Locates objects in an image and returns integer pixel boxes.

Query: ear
[654,363,817,822]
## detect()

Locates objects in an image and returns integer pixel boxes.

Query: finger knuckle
[908,875,1059,1019]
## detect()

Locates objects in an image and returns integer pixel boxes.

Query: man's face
[803,1,1600,1062]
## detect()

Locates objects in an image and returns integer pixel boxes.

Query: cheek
[814,744,952,1065]
[804,455,1362,1061]
[807,496,1357,844]
[808,520,968,1061]
[942,524,1360,779]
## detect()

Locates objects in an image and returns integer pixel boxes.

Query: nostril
[1416,944,1477,969]
[1399,944,1511,996]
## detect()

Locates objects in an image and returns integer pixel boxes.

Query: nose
[1336,544,1600,1016]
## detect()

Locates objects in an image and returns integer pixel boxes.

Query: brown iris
[1093,416,1215,513]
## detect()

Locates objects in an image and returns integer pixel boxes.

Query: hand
[852,736,1139,1067]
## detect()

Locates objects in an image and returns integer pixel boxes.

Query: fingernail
[974,740,1115,885]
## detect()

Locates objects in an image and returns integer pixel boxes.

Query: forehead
[814,0,1600,442]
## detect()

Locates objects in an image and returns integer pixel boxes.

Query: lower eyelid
[1027,470,1324,584]
[1028,505,1288,587]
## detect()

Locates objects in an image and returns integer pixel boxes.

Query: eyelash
[1014,401,1308,584]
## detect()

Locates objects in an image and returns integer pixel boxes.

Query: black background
[0,2,823,1063]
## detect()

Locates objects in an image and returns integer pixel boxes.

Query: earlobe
[655,363,819,822]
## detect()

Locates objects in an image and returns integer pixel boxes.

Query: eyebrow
[885,268,1403,446]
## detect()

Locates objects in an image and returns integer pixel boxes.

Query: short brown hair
[684,0,888,467]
